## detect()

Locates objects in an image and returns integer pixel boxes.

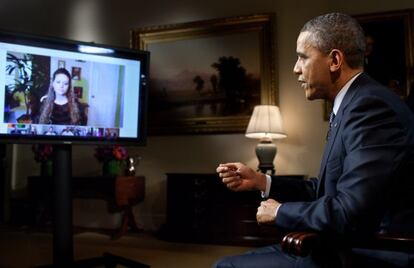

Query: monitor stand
[35,144,149,268]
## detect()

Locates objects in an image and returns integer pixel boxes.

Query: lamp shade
[245,105,287,139]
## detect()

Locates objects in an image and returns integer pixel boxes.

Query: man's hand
[256,199,280,225]
[216,162,266,192]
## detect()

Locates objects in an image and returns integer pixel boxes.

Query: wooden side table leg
[113,176,145,240]
[112,207,129,240]
[112,205,143,240]
[126,206,141,232]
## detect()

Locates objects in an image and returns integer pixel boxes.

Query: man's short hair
[301,13,366,69]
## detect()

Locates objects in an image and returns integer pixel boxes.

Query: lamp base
[256,140,277,175]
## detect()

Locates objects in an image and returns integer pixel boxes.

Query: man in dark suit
[214,13,414,268]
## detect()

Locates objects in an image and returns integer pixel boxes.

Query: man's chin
[304,89,316,100]
[304,88,324,101]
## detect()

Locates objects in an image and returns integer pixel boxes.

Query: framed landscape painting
[131,14,277,134]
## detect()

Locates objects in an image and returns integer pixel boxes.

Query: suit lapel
[317,110,341,196]
[316,73,367,197]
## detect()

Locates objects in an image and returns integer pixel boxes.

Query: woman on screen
[38,68,83,125]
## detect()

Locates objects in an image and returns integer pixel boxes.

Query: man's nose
[293,61,301,75]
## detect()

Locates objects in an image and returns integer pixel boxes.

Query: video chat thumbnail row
[7,123,119,138]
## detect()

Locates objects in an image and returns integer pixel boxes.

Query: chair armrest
[281,231,414,257]
[281,231,320,257]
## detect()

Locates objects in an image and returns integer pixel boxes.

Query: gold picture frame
[130,13,277,134]
[324,9,414,120]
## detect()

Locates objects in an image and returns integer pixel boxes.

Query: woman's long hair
[38,68,81,124]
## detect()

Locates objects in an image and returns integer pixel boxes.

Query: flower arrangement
[95,145,129,176]
[32,144,54,162]
[32,144,54,176]
[94,145,128,163]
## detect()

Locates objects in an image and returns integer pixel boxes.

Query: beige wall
[1,0,414,229]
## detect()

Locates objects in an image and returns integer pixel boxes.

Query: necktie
[326,112,335,141]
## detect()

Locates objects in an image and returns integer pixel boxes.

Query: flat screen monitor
[0,30,149,145]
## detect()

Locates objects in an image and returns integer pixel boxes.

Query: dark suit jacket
[271,73,414,238]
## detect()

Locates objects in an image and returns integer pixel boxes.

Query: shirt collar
[332,72,362,115]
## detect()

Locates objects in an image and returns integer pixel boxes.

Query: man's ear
[329,49,343,72]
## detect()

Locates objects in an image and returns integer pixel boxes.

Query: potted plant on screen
[5,53,49,123]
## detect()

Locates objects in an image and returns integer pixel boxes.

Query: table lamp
[245,105,287,174]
